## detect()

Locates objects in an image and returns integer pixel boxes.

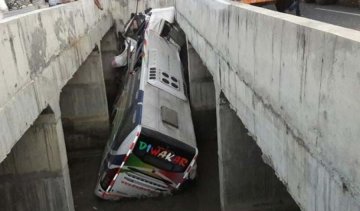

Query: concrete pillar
[187,42,216,111]
[216,91,299,211]
[60,46,109,151]
[187,42,221,210]
[0,108,74,211]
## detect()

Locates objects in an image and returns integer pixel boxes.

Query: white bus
[95,7,198,200]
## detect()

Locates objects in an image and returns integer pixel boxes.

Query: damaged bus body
[95,7,198,200]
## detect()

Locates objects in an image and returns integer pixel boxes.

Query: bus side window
[111,105,137,150]
[110,72,141,150]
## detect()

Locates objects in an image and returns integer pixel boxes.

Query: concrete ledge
[176,0,360,210]
[0,0,113,162]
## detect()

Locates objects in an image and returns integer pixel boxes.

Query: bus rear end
[95,127,197,199]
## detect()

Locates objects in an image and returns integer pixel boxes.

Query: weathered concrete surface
[188,46,297,210]
[0,108,74,211]
[176,0,360,210]
[0,0,113,163]
[110,0,175,31]
[216,91,299,211]
[60,48,110,151]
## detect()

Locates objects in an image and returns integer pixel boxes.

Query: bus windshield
[133,129,195,173]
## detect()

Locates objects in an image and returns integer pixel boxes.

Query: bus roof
[140,30,197,149]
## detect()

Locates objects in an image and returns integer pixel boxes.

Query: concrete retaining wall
[0,110,74,211]
[0,0,113,163]
[176,0,360,210]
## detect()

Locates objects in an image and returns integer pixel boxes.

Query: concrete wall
[0,0,113,163]
[188,43,298,210]
[176,0,360,210]
[0,107,74,211]
[60,48,109,151]
[187,43,216,111]
[216,91,299,211]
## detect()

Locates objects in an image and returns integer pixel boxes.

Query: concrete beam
[176,0,360,210]
[0,0,113,163]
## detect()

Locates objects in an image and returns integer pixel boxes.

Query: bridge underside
[0,0,360,210]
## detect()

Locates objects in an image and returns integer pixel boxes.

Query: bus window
[100,167,119,190]
[111,105,137,150]
[109,65,141,151]
[132,131,195,173]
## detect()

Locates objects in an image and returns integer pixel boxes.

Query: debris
[6,0,31,10]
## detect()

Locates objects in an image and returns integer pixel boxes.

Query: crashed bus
[95,7,198,200]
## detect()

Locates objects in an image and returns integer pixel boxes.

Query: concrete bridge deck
[0,0,359,210]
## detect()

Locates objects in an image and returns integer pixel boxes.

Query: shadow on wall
[217,92,300,211]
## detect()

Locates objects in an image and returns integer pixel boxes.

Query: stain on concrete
[55,18,68,51]
[297,27,307,104]
[323,110,328,121]
[67,11,77,42]
[37,13,43,29]
[9,36,18,72]
[29,27,47,76]
[119,0,128,7]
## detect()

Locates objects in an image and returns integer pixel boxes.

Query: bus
[94,7,198,200]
